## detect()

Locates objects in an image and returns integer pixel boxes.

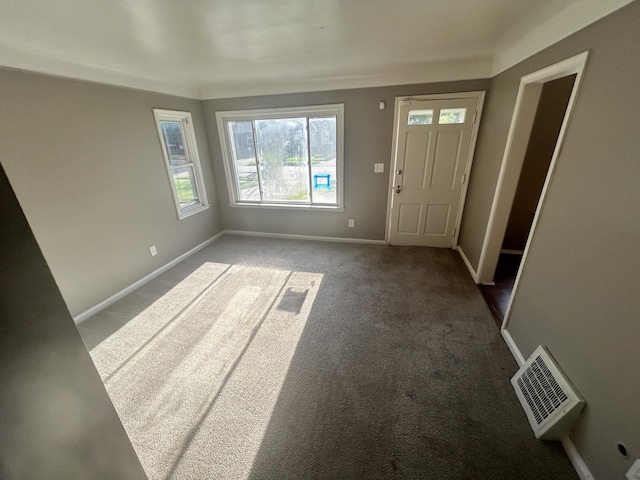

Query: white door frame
[472,51,589,330]
[385,91,486,246]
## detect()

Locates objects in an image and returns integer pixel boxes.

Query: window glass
[172,166,199,208]
[160,122,188,166]
[228,121,260,201]
[255,117,310,203]
[216,105,344,209]
[408,110,433,125]
[439,108,466,124]
[309,116,337,204]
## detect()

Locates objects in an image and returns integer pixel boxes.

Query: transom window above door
[407,107,467,125]
[216,104,344,210]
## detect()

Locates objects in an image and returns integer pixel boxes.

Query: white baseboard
[501,328,526,366]
[500,249,524,255]
[562,437,594,480]
[456,245,479,283]
[223,229,386,245]
[73,231,225,324]
[73,230,382,323]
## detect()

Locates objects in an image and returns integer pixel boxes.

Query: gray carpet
[78,235,578,479]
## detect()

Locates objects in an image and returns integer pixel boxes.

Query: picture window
[216,104,344,209]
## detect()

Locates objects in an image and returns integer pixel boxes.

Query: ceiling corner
[491,0,636,76]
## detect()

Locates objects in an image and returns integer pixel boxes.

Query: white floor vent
[511,346,585,441]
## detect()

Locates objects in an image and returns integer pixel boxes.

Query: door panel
[425,204,450,235]
[402,132,431,188]
[389,97,478,247]
[430,131,462,188]
[398,204,422,234]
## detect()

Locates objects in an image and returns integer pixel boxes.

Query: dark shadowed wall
[0,164,147,479]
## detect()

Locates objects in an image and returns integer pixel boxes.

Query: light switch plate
[626,459,640,480]
[374,163,384,173]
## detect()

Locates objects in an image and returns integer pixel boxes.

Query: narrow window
[153,109,209,219]
[216,104,344,209]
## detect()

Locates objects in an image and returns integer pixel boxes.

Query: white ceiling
[0,0,632,99]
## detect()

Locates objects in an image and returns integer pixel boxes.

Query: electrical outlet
[150,245,157,256]
[626,459,640,480]
[348,219,355,227]
[374,163,384,173]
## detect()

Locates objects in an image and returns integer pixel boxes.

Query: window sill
[177,204,209,220]
[229,202,344,212]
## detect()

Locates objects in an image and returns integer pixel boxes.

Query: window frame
[153,108,209,219]
[215,104,345,211]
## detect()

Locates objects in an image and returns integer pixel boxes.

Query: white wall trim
[73,232,225,324]
[492,0,633,76]
[224,230,385,245]
[562,437,595,480]
[500,328,526,366]
[74,229,383,323]
[457,246,479,284]
[200,59,492,100]
[501,53,589,333]
[0,45,200,99]
[476,52,589,291]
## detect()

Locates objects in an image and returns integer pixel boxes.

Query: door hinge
[452,227,457,237]
[461,173,466,185]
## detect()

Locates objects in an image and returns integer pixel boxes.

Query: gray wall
[460,2,640,478]
[0,164,147,479]
[502,75,574,251]
[0,68,223,317]
[203,80,489,240]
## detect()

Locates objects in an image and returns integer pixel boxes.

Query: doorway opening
[475,52,589,329]
[482,74,576,326]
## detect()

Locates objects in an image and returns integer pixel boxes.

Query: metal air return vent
[511,346,585,440]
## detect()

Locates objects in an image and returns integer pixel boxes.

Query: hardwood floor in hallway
[480,253,522,328]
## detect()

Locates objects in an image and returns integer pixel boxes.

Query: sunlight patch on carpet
[88,263,322,480]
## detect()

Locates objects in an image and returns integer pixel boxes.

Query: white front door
[388,96,480,247]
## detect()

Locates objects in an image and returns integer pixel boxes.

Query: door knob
[395,185,401,194]
[397,169,403,175]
